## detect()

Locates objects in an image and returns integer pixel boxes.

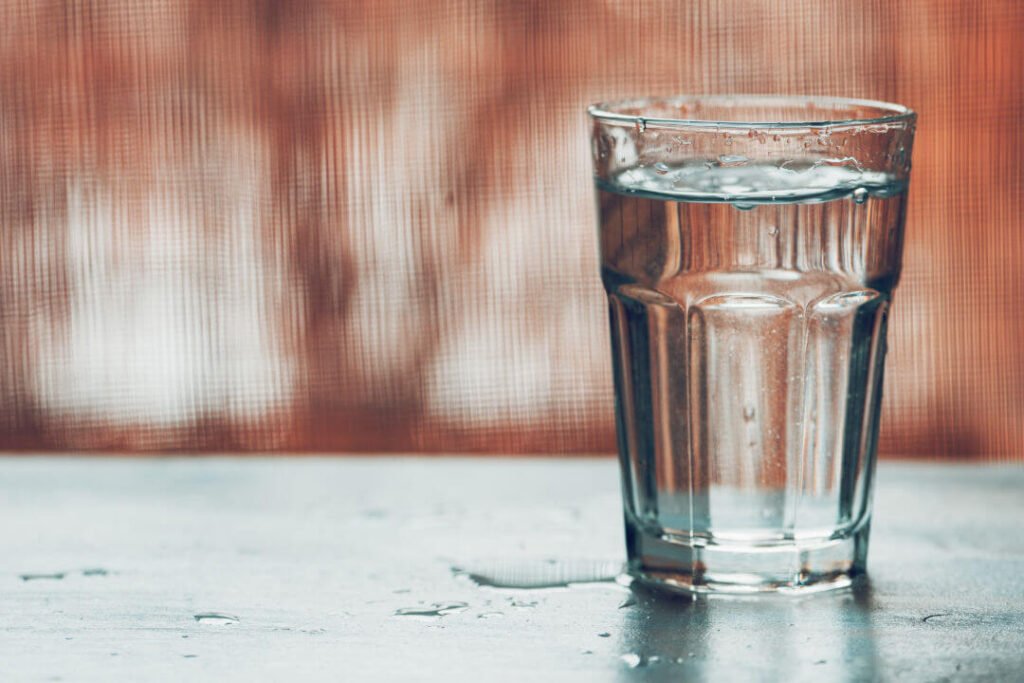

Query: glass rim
[588,94,916,130]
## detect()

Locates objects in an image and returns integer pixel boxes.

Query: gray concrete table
[1,457,1022,681]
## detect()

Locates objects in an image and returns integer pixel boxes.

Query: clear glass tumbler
[590,96,915,594]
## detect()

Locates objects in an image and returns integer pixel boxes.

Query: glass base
[625,518,871,595]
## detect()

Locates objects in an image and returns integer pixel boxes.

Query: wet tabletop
[2,457,1023,681]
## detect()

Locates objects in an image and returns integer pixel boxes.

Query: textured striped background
[0,0,1021,458]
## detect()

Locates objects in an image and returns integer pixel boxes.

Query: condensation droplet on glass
[636,117,646,133]
[621,653,644,669]
[743,404,756,421]
[852,187,869,204]
[768,225,779,236]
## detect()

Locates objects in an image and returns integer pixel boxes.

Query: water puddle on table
[451,559,625,590]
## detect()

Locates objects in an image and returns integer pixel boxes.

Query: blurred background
[0,0,1021,458]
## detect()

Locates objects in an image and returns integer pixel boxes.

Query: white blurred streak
[31,139,295,429]
[425,116,612,426]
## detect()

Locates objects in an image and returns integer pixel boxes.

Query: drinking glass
[590,95,915,594]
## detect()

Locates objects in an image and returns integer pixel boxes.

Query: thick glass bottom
[625,517,871,595]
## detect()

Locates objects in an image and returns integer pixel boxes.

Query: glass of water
[590,96,915,594]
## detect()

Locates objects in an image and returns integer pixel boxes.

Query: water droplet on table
[394,602,468,617]
[508,597,539,608]
[20,572,65,581]
[194,613,240,625]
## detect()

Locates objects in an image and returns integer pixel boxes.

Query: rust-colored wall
[1,0,1021,457]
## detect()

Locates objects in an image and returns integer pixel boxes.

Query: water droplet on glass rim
[852,187,869,204]
[598,632,611,638]
[653,162,670,175]
[636,117,647,133]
